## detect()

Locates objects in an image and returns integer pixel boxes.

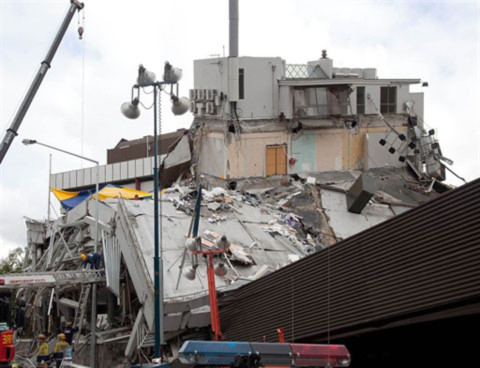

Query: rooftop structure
[107,129,187,164]
[191,50,447,182]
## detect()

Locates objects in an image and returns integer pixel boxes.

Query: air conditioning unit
[206,101,216,115]
[214,95,222,106]
[206,89,217,101]
[189,89,196,101]
[196,102,204,116]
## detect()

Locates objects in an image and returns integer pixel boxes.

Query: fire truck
[0,289,14,368]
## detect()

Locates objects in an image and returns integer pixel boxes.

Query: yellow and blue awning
[51,184,152,210]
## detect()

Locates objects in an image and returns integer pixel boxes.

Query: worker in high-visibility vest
[53,333,70,368]
[81,252,103,269]
[36,334,50,368]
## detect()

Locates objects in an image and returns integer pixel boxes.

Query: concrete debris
[3,167,446,367]
[229,244,253,265]
[207,202,221,211]
[346,173,376,214]
[288,254,301,263]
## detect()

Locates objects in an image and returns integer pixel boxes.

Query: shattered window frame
[293,86,349,118]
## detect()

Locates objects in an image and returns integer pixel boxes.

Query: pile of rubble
[2,167,447,367]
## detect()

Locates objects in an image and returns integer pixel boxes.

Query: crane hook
[78,26,84,40]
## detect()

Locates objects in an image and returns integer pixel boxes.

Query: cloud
[1,0,479,257]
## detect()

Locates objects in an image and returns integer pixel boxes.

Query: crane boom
[0,0,84,164]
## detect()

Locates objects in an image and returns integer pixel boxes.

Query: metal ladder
[72,284,91,350]
[0,270,105,289]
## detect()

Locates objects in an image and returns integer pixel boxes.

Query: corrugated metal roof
[219,178,480,342]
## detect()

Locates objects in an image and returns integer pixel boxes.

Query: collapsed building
[0,1,462,367]
[9,165,448,367]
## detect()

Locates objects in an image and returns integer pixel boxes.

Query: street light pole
[152,84,164,353]
[121,63,190,362]
[22,138,100,367]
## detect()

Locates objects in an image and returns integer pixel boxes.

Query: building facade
[191,51,443,181]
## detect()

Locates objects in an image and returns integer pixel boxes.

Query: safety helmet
[81,253,87,261]
[58,333,66,340]
[37,334,46,340]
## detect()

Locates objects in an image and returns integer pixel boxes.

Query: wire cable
[79,7,85,167]
[158,88,163,259]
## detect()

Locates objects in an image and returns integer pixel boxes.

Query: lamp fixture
[171,96,191,116]
[22,139,37,145]
[137,64,157,86]
[121,97,140,119]
[163,62,183,83]
[185,266,197,281]
[214,262,228,277]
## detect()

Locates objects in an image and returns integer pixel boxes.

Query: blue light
[179,341,253,365]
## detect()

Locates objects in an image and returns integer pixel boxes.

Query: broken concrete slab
[346,173,376,214]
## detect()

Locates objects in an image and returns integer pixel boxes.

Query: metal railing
[286,64,328,79]
[286,64,309,79]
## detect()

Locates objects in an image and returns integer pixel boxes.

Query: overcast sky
[1,0,479,258]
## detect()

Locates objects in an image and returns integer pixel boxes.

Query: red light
[0,279,4,285]
[290,344,351,367]
[0,330,15,363]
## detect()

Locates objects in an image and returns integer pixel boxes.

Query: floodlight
[184,267,197,281]
[214,263,228,277]
[215,235,230,250]
[137,64,156,86]
[163,62,183,83]
[185,238,197,252]
[121,98,140,119]
[171,96,191,116]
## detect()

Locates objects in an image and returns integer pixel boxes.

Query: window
[239,68,244,100]
[356,86,365,114]
[293,87,349,118]
[380,86,397,114]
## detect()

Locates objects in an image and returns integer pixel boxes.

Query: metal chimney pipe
[229,0,239,57]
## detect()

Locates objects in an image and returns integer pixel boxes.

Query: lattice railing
[286,64,309,79]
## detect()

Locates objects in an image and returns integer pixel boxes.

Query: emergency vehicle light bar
[178,341,351,367]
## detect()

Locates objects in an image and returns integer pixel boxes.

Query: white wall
[279,85,293,119]
[409,92,424,121]
[396,84,411,114]
[365,85,381,114]
[194,58,227,91]
[198,134,226,178]
[194,56,285,120]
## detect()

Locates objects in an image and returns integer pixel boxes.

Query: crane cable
[78,8,85,166]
